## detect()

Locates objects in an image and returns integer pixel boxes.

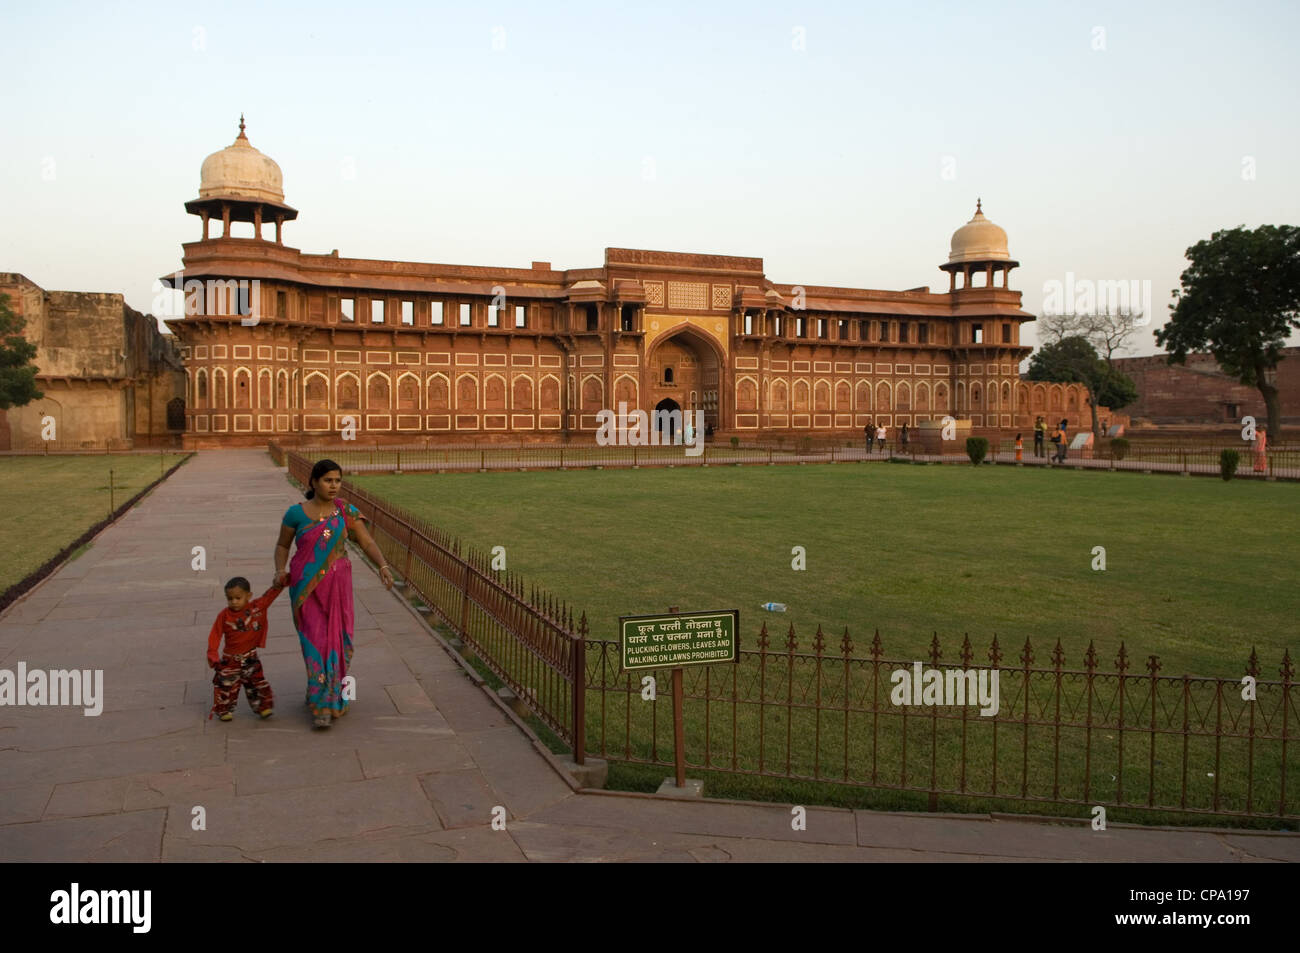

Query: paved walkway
[0,449,1296,862]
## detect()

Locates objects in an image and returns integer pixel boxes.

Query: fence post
[572,616,587,766]
[396,448,401,472]
[404,521,414,583]
[459,559,472,639]
[108,468,114,516]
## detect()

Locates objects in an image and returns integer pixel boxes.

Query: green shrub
[965,437,989,466]
[730,436,739,450]
[1110,437,1130,461]
[1220,449,1240,481]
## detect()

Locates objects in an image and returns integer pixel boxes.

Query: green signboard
[618,610,739,672]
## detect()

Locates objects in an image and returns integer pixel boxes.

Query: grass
[352,463,1300,824]
[0,454,190,594]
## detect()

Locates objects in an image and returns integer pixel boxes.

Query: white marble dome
[948,200,1011,263]
[199,117,285,204]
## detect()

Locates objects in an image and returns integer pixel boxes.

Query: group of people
[1032,416,1071,463]
[207,459,394,730]
[864,421,908,452]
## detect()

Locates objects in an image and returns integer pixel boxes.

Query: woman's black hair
[305,459,344,500]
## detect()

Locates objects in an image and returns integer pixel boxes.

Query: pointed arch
[512,374,535,410]
[336,372,361,410]
[396,371,420,411]
[483,373,507,411]
[427,373,450,410]
[456,374,478,410]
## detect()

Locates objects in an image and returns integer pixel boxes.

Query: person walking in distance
[1034,416,1046,458]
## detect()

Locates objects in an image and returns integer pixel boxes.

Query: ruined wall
[1114,349,1300,425]
[0,274,184,449]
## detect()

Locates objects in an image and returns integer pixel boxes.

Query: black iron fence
[586,624,1297,820]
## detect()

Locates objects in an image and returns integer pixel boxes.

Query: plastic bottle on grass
[761,602,787,612]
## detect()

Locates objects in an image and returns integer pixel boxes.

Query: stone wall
[0,273,185,449]
[1114,349,1300,425]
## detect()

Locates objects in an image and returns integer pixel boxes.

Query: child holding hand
[207,576,284,721]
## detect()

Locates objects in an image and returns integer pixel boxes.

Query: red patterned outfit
[207,585,284,719]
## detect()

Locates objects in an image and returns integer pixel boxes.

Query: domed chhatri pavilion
[163,122,1106,448]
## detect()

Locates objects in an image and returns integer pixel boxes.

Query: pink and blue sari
[282,498,362,717]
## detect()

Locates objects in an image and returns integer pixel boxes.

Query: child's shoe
[312,712,332,729]
[259,709,273,719]
[218,713,233,722]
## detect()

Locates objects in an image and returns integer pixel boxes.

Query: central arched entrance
[646,325,723,435]
[655,398,681,444]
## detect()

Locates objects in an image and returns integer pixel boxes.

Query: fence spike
[1116,642,1129,673]
[988,633,1002,667]
[1084,640,1097,672]
[1019,637,1034,668]
[1246,645,1261,678]
[840,626,853,658]
[928,632,942,666]
[785,621,798,653]
[1281,649,1294,682]
[1146,654,1161,676]
[756,621,770,652]
[870,629,883,660]
[1052,639,1065,669]
[960,633,974,668]
[812,624,825,656]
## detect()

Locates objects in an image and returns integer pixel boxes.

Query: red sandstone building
[165,122,1103,448]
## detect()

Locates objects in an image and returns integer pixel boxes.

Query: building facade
[0,273,184,450]
[164,122,1109,448]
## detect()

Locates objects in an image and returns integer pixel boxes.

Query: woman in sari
[1253,426,1268,474]
[274,459,393,728]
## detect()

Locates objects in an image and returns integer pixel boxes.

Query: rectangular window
[817,318,827,339]
[277,290,287,319]
[515,304,527,328]
[371,299,385,323]
[459,303,472,327]
[402,300,414,325]
[586,306,599,332]
[341,297,355,322]
[773,315,783,336]
[972,322,984,344]
[488,305,501,327]
[1002,323,1012,343]
[859,319,869,341]
[430,301,444,325]
[899,321,909,343]
[838,319,848,340]
[796,317,806,337]
[744,313,754,335]
[918,323,929,344]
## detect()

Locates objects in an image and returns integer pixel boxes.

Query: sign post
[618,607,739,789]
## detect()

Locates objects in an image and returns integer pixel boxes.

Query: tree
[1028,328,1138,439]
[0,293,43,410]
[1156,224,1300,438]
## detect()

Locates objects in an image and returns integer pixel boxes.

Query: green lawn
[354,464,1297,675]
[0,454,190,594]
[352,463,1300,823]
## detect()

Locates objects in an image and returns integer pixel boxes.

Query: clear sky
[2,0,1298,357]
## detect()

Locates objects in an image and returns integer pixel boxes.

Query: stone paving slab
[1,448,1296,863]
